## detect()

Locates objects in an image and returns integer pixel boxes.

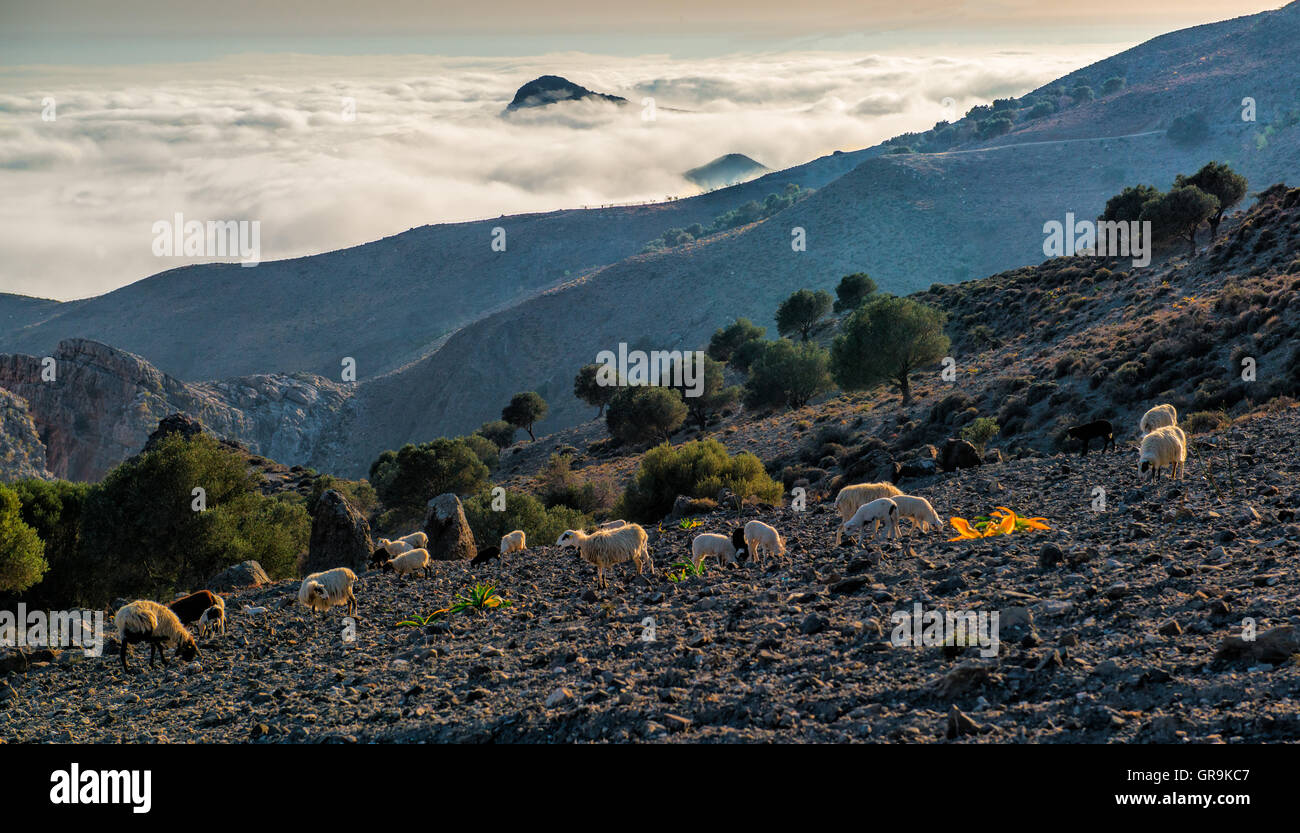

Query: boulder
[209,560,271,592]
[422,493,476,561]
[305,489,372,573]
[142,412,206,453]
[940,439,982,473]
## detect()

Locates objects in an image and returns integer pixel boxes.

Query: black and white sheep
[836,497,900,546]
[690,532,738,568]
[114,600,200,670]
[197,605,226,638]
[835,482,902,524]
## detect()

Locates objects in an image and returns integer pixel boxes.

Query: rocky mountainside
[0,339,348,481]
[5,405,1299,743]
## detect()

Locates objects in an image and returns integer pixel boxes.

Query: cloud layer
[0,47,1118,300]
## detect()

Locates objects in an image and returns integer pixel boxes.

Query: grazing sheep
[690,533,738,568]
[556,523,652,588]
[197,605,225,638]
[167,590,224,626]
[836,497,900,546]
[470,545,500,566]
[241,605,268,617]
[1139,403,1178,435]
[730,527,748,561]
[1066,419,1115,455]
[384,547,431,579]
[500,530,527,554]
[835,482,903,524]
[891,495,943,534]
[368,547,392,570]
[376,537,413,557]
[298,567,358,616]
[1138,425,1186,481]
[114,600,199,670]
[743,520,785,566]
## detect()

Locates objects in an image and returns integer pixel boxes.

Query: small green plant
[666,559,708,582]
[396,608,450,627]
[960,417,1001,452]
[677,517,703,530]
[448,582,512,614]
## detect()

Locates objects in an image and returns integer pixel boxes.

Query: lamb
[167,590,224,626]
[298,567,358,616]
[1138,425,1186,481]
[500,530,527,554]
[376,537,413,557]
[114,599,199,670]
[1139,403,1178,435]
[743,520,785,566]
[471,545,501,566]
[383,547,431,579]
[836,497,900,546]
[835,482,902,524]
[556,523,652,588]
[1066,419,1115,455]
[690,532,738,568]
[891,495,943,535]
[197,605,226,638]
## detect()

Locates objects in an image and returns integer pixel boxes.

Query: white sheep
[556,524,652,588]
[892,495,943,534]
[1139,403,1178,435]
[836,497,900,546]
[384,547,431,579]
[1138,425,1186,481]
[114,599,200,670]
[377,537,413,556]
[298,567,359,616]
[500,530,527,554]
[743,520,785,566]
[598,519,627,529]
[690,532,738,568]
[197,605,226,638]
[835,482,902,523]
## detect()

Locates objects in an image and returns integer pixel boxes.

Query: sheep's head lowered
[176,632,199,662]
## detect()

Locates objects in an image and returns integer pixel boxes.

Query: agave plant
[448,582,512,615]
[666,558,707,582]
[678,518,703,530]
[949,506,1050,541]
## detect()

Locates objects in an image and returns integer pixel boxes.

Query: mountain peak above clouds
[504,75,628,112]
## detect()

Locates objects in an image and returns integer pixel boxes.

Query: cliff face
[0,339,350,482]
[0,388,52,481]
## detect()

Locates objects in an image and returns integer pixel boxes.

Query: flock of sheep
[108,402,1190,672]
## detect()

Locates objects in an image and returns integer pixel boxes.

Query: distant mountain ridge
[684,153,771,190]
[2,1,1299,480]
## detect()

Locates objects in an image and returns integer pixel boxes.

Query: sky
[0,1,1285,300]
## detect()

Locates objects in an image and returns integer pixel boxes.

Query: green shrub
[78,433,305,605]
[10,478,91,605]
[305,475,378,517]
[959,417,1000,452]
[462,489,589,549]
[743,339,833,409]
[369,438,491,516]
[1184,410,1231,434]
[0,485,47,594]
[536,453,618,514]
[617,439,782,522]
[606,386,687,444]
[476,420,517,450]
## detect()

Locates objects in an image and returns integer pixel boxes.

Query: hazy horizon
[0,1,1284,300]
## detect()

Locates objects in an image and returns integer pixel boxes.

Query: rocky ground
[3,407,1299,744]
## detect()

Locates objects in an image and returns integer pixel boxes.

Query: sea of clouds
[0,47,1118,300]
